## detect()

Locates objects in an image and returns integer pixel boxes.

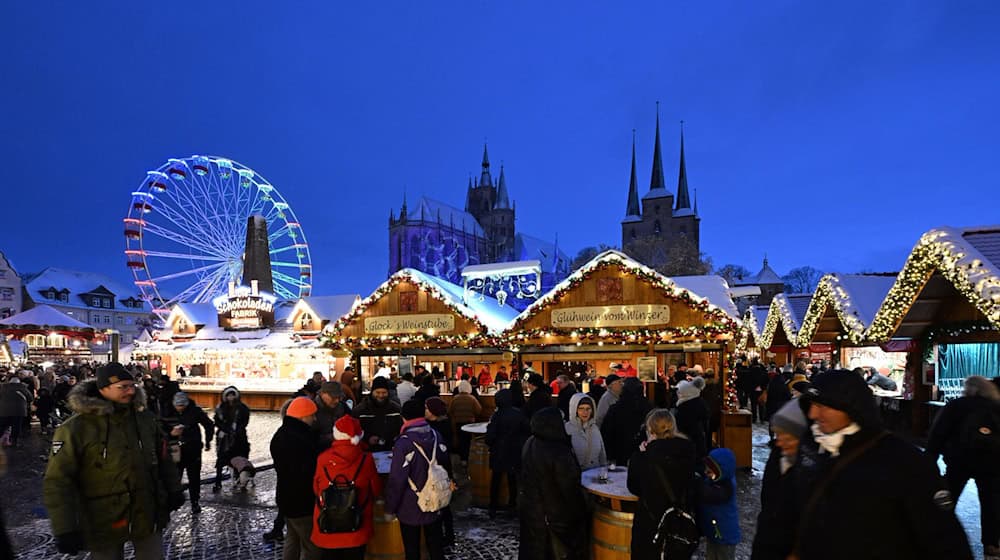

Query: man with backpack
[270,397,321,560]
[386,400,451,560]
[926,375,1000,560]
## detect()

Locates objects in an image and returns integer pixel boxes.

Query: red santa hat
[334,415,363,446]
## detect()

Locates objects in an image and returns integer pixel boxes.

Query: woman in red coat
[312,415,382,560]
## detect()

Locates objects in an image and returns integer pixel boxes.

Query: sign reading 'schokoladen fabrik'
[550,305,671,328]
[364,314,456,334]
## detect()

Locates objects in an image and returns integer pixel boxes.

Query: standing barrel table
[366,451,426,560]
[581,466,637,559]
[463,421,508,507]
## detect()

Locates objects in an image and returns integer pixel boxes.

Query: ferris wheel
[124,155,312,315]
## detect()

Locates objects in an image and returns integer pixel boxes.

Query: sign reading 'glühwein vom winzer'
[550,305,671,328]
[364,314,456,334]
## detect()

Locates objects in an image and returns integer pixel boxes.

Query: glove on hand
[55,531,84,555]
[168,491,186,511]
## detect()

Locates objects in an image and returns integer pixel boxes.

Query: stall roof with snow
[0,305,96,334]
[325,268,519,350]
[796,273,898,345]
[867,226,1000,343]
[504,250,740,347]
[758,293,813,349]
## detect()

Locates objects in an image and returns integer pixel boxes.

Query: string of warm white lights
[867,227,1000,342]
[796,274,869,346]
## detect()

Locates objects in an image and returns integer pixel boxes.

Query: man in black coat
[926,375,1000,558]
[484,389,530,518]
[313,381,349,447]
[522,373,552,419]
[600,378,652,466]
[269,397,321,560]
[555,374,577,421]
[795,370,972,560]
[765,364,794,436]
[163,392,214,513]
[352,376,403,452]
[518,407,587,560]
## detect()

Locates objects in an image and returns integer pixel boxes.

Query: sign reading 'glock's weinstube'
[550,305,671,328]
[364,314,456,334]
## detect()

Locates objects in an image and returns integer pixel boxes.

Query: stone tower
[242,214,274,293]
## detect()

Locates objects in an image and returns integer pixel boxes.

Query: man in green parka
[43,362,183,559]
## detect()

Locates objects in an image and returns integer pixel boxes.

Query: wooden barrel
[592,505,633,559]
[366,498,427,560]
[468,436,507,507]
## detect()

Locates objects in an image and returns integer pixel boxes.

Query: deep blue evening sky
[3,2,999,298]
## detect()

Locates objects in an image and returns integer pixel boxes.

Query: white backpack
[406,433,453,512]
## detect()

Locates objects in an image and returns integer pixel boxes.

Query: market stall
[502,251,745,461]
[137,295,357,410]
[757,293,812,366]
[324,267,518,416]
[864,226,1000,434]
[0,305,96,363]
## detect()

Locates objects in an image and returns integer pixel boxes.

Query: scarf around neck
[811,422,861,457]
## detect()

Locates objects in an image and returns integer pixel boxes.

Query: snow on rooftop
[298,295,361,322]
[22,267,147,311]
[0,305,94,330]
[829,274,897,328]
[515,233,570,275]
[668,275,741,320]
[404,269,519,333]
[174,303,218,327]
[785,294,813,324]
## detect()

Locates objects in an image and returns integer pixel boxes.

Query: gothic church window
[654,220,662,235]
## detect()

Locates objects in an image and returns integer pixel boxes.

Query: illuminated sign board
[214,281,277,330]
[550,305,671,328]
[364,314,455,334]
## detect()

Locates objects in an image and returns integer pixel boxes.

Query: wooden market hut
[0,304,96,362]
[794,273,898,368]
[757,293,813,365]
[325,267,518,416]
[864,226,1000,434]
[735,305,770,357]
[501,250,751,464]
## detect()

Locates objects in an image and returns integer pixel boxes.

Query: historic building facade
[621,112,701,261]
[0,252,22,319]
[388,146,569,295]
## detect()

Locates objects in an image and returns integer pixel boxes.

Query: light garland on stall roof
[321,269,497,350]
[758,294,802,349]
[796,274,869,347]
[867,227,1000,342]
[735,307,763,354]
[507,250,740,334]
[511,325,733,346]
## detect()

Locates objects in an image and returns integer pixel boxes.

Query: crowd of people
[0,356,995,559]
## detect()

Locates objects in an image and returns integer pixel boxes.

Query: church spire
[625,129,640,217]
[465,175,473,212]
[400,187,408,219]
[479,143,493,187]
[675,121,692,211]
[649,102,667,192]
[495,163,511,209]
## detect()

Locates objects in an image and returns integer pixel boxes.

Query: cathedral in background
[388,146,570,304]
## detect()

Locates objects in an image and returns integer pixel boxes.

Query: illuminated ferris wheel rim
[123,155,313,315]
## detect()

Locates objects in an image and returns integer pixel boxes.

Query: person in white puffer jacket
[564,392,607,470]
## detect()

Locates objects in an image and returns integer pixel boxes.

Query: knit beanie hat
[333,415,363,445]
[371,376,391,392]
[677,379,700,400]
[286,397,318,419]
[770,399,808,437]
[805,369,880,429]
[96,363,134,389]
[457,380,473,394]
[525,372,545,388]
[425,396,447,417]
[172,392,190,406]
[691,376,706,391]
[401,399,425,420]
